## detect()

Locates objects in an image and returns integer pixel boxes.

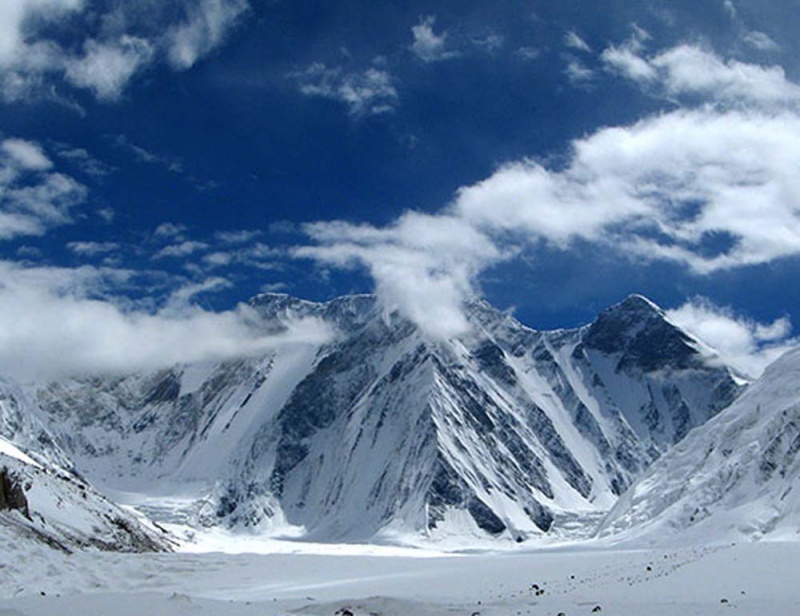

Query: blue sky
[2,0,800,378]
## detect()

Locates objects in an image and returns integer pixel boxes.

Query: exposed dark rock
[0,467,30,519]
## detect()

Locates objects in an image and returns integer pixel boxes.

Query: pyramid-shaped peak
[582,294,700,372]
[611,294,665,316]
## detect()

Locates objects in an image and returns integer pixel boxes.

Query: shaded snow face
[10,293,744,543]
[598,346,800,545]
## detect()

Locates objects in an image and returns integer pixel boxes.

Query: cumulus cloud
[0,138,86,239]
[411,15,457,63]
[0,261,333,380]
[292,63,399,116]
[667,298,796,377]
[0,0,248,103]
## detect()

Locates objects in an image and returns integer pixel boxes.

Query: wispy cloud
[67,241,120,257]
[52,144,115,178]
[0,138,86,240]
[602,42,800,105]
[411,15,458,63]
[154,240,210,259]
[165,0,249,69]
[667,297,796,377]
[0,0,249,104]
[291,63,399,116]
[565,59,594,84]
[741,30,780,52]
[564,31,591,53]
[0,261,333,380]
[112,134,184,174]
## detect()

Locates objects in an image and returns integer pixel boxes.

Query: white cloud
[0,0,249,103]
[667,297,796,377]
[456,108,800,273]
[1,138,52,170]
[602,43,800,105]
[474,33,504,54]
[215,229,261,244]
[296,213,502,339]
[65,36,153,101]
[166,0,248,69]
[53,144,114,177]
[292,63,399,116]
[564,31,591,53]
[67,241,120,256]
[565,59,594,84]
[154,240,209,259]
[0,261,333,380]
[153,222,188,240]
[112,134,184,173]
[411,15,457,63]
[742,31,780,52]
[0,138,86,239]
[516,47,541,61]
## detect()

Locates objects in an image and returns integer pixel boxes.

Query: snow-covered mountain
[0,435,171,553]
[4,293,744,543]
[598,345,800,545]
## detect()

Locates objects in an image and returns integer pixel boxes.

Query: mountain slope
[598,346,800,544]
[19,293,744,543]
[0,435,171,553]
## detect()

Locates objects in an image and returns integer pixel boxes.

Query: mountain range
[2,291,765,549]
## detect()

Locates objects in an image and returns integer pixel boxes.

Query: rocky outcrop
[0,467,29,519]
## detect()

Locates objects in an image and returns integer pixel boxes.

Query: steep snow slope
[0,436,171,552]
[22,293,742,543]
[598,346,800,544]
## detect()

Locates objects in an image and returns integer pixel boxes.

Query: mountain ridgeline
[2,293,744,545]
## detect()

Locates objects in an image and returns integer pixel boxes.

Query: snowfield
[1,535,800,615]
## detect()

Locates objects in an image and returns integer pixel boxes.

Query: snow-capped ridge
[0,291,748,545]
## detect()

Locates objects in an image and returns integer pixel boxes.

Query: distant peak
[612,294,664,316]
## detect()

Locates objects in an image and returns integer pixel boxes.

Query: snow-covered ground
[1,536,799,615]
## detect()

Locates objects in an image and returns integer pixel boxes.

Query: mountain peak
[582,294,701,372]
[614,294,664,316]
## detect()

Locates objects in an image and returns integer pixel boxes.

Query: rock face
[6,293,744,543]
[0,467,29,518]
